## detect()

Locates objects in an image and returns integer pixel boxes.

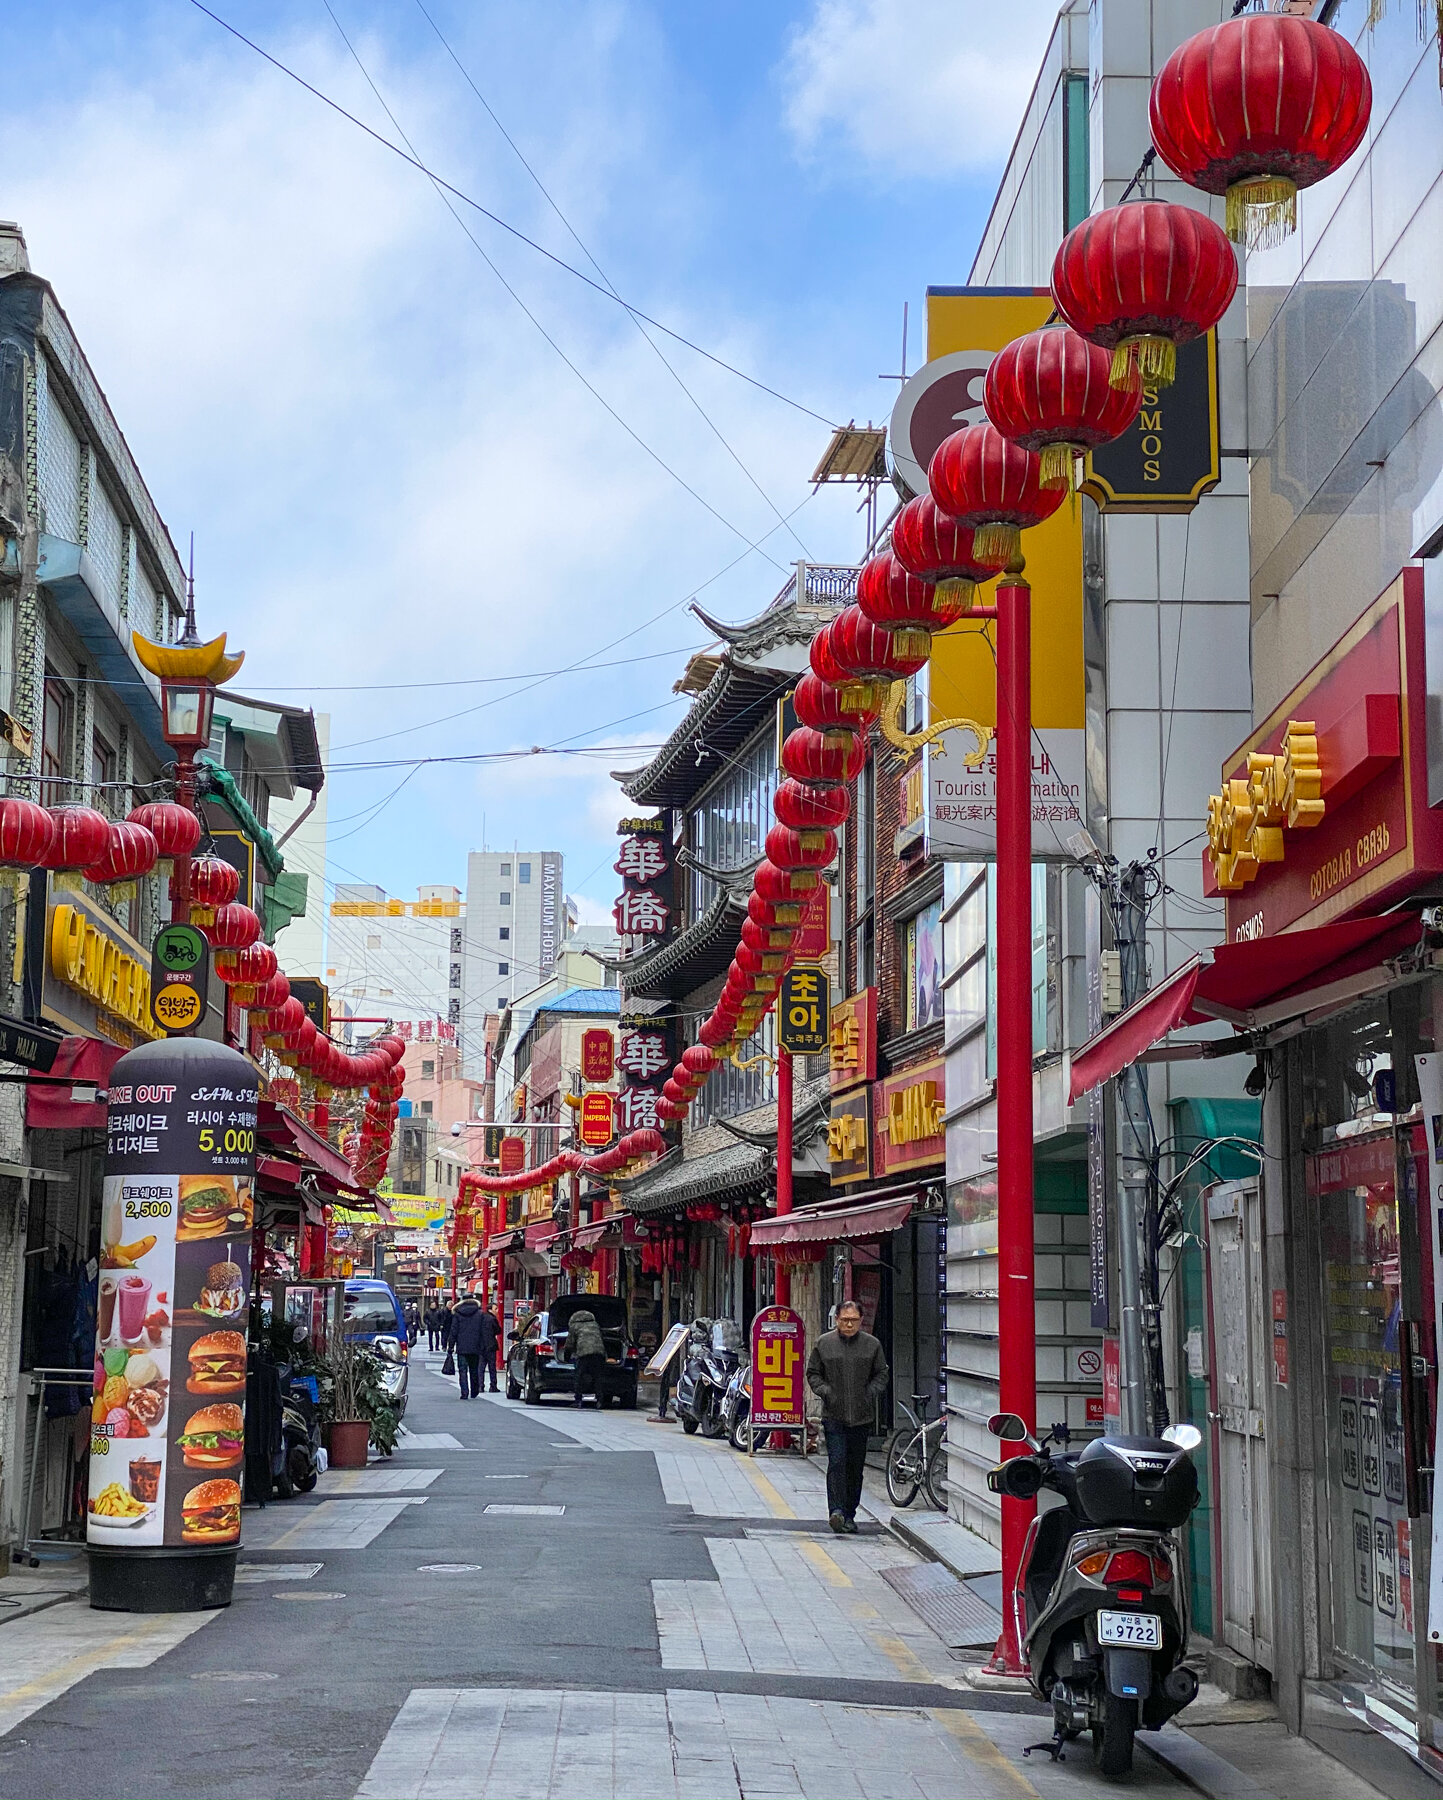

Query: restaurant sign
[1205,570,1443,940]
[45,892,163,1047]
[828,988,877,1092]
[872,1057,946,1178]
[827,1088,871,1185]
[749,1305,805,1430]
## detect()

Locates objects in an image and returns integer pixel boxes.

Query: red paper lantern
[809,624,852,688]
[681,1044,715,1078]
[188,857,240,920]
[890,495,1009,601]
[780,727,866,788]
[748,891,802,931]
[127,801,201,860]
[773,779,849,832]
[698,1015,733,1049]
[1050,200,1238,389]
[271,996,307,1040]
[830,603,929,681]
[214,943,278,989]
[0,799,54,868]
[753,859,817,902]
[206,904,262,950]
[655,1096,686,1121]
[765,823,836,871]
[984,326,1144,490]
[928,424,1067,566]
[741,916,792,956]
[251,973,291,1012]
[39,806,110,871]
[857,553,971,636]
[791,671,878,734]
[373,1033,407,1065]
[1150,14,1370,248]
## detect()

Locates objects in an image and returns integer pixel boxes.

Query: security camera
[451,1121,463,1137]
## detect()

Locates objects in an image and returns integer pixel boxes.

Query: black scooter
[275,1369,322,1498]
[675,1319,742,1438]
[987,1412,1203,1780]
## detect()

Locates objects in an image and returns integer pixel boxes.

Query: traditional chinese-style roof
[612,563,857,811]
[617,1140,773,1216]
[619,889,747,1002]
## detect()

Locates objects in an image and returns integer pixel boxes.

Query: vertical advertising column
[88,1037,259,1613]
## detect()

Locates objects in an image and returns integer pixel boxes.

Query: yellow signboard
[152,981,204,1033]
[47,899,163,1042]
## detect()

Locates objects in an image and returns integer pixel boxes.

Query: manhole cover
[483,1504,564,1516]
[417,1563,482,1573]
[191,1671,279,1682]
[273,1591,346,1601]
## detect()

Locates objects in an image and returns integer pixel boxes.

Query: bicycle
[885,1391,948,1510]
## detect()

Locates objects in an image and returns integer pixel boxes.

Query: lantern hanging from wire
[81,821,159,897]
[127,801,201,864]
[889,497,1010,606]
[857,552,973,635]
[830,601,930,683]
[1149,13,1370,249]
[0,799,53,886]
[187,856,240,926]
[983,325,1144,489]
[39,806,111,872]
[928,423,1067,565]
[1050,200,1238,389]
[780,726,866,789]
[206,903,262,951]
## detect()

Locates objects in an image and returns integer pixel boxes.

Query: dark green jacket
[564,1310,605,1361]
[806,1327,888,1427]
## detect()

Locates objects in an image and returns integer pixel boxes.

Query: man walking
[478,1302,501,1393]
[564,1307,606,1407]
[446,1291,487,1399]
[425,1302,442,1353]
[806,1299,888,1535]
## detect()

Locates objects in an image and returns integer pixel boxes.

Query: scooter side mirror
[1162,1422,1202,1452]
[987,1411,1030,1441]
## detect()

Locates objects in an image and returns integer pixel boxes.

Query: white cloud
[780,0,1063,179]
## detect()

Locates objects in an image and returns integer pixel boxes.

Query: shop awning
[25,1036,124,1129]
[1067,912,1424,1104]
[750,1194,914,1247]
[524,1221,559,1252]
[258,1100,356,1189]
[571,1218,625,1251]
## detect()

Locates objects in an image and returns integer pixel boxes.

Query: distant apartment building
[328,882,465,1050]
[462,850,565,1064]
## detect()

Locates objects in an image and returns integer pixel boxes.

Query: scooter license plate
[1097,1611,1162,1648]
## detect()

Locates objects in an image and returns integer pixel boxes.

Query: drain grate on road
[234,1562,323,1583]
[483,1503,565,1516]
[880,1562,1003,1648]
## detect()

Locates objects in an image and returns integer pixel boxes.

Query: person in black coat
[446,1294,488,1399]
[477,1305,501,1392]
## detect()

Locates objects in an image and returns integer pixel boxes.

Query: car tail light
[625,1347,641,1360]
[1074,1550,1109,1578]
[1104,1551,1155,1587]
[537,1341,554,1355]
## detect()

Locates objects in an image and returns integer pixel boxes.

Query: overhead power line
[188,0,839,428]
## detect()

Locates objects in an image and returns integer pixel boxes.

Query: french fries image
[89,1482,147,1519]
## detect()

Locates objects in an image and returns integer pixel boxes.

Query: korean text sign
[750,1305,806,1429]
[89,1038,258,1551]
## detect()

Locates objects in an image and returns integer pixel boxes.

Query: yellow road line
[798,1541,852,1587]
[874,1631,938,1685]
[739,1463,796,1519]
[933,1706,1040,1798]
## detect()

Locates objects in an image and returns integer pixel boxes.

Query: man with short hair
[806,1300,888,1534]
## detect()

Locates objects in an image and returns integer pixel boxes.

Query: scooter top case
[1073,1435,1199,1531]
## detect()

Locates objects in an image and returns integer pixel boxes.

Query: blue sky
[4,0,1057,928]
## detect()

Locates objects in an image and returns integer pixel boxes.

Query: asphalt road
[0,1356,1201,1800]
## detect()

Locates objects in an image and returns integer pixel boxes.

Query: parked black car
[505,1295,640,1407]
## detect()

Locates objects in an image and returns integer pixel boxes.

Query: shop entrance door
[1207,1179,1274,1673]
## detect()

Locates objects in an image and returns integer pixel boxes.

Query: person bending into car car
[564,1307,606,1407]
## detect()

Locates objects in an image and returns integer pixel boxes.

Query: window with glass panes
[41,672,72,805]
[686,729,777,923]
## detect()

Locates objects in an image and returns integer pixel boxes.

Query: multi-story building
[328,883,465,1048]
[462,850,565,1048]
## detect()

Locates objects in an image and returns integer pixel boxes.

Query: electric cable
[187,0,840,427]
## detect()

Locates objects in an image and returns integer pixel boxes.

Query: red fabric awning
[258,1099,356,1189]
[26,1037,125,1129]
[1068,913,1423,1104]
[750,1194,914,1248]
[571,1219,617,1251]
[524,1221,558,1251]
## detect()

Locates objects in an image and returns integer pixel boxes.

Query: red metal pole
[991,566,1037,1678]
[172,748,195,926]
[774,1046,793,1308]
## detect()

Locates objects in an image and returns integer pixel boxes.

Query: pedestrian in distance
[806,1299,888,1535]
[447,1291,488,1399]
[478,1303,501,1392]
[425,1303,442,1353]
[406,1302,420,1347]
[564,1307,606,1407]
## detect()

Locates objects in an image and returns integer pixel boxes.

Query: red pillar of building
[991,566,1038,1677]
[774,1046,793,1307]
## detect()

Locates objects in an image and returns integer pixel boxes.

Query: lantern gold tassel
[1038,442,1079,490]
[973,521,1020,564]
[933,577,975,613]
[1227,176,1297,249]
[1111,335,1176,390]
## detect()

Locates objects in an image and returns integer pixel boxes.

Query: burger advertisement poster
[89,1041,257,1553]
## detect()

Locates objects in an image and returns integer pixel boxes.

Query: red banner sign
[499,1136,526,1174]
[578,1092,613,1147]
[749,1305,806,1428]
[580,1029,614,1084]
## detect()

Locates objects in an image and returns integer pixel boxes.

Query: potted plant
[322,1340,401,1467]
